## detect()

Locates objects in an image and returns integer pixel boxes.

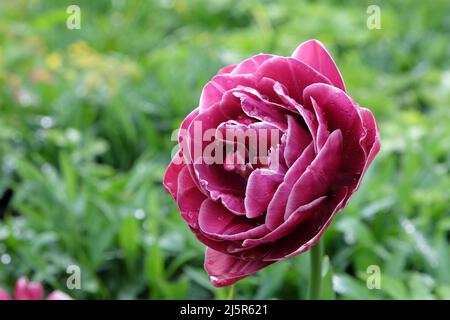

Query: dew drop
[40,116,54,129]
[1,253,11,265]
[134,209,145,220]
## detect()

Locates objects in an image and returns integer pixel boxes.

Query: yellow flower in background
[46,52,62,70]
[70,41,90,55]
[54,40,141,98]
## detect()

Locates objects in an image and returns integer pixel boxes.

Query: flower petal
[191,227,233,253]
[205,248,272,287]
[177,166,207,229]
[263,187,348,261]
[188,95,247,199]
[265,143,315,230]
[273,82,318,147]
[194,163,247,198]
[0,289,12,300]
[14,277,30,300]
[310,97,329,151]
[284,129,343,220]
[198,200,268,241]
[254,56,331,104]
[199,74,254,111]
[220,194,246,215]
[244,169,283,218]
[163,153,184,200]
[283,115,311,167]
[243,196,327,248]
[303,83,366,175]
[231,54,274,75]
[176,108,210,196]
[216,120,281,165]
[233,90,289,131]
[292,39,346,92]
[46,291,72,300]
[27,282,44,300]
[342,107,381,200]
[359,107,381,171]
[268,141,288,174]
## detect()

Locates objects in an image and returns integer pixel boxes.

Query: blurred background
[0,0,449,299]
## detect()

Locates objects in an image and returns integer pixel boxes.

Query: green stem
[227,284,235,300]
[309,240,323,300]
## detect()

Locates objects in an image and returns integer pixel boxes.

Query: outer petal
[231,54,274,75]
[178,108,200,151]
[341,107,381,202]
[175,107,209,196]
[191,227,233,254]
[177,166,207,228]
[303,83,365,175]
[204,248,273,287]
[292,39,346,92]
[162,153,184,200]
[199,74,254,111]
[254,56,331,104]
[359,108,381,172]
[263,187,348,261]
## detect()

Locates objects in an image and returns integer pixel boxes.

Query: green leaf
[381,275,409,299]
[144,242,165,298]
[436,286,450,300]
[333,274,379,300]
[119,214,140,269]
[59,152,77,201]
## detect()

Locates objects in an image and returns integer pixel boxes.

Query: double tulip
[164,40,380,286]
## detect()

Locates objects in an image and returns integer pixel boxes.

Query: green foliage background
[0,0,449,299]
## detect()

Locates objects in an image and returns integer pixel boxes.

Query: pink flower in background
[163,39,380,286]
[0,277,72,300]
